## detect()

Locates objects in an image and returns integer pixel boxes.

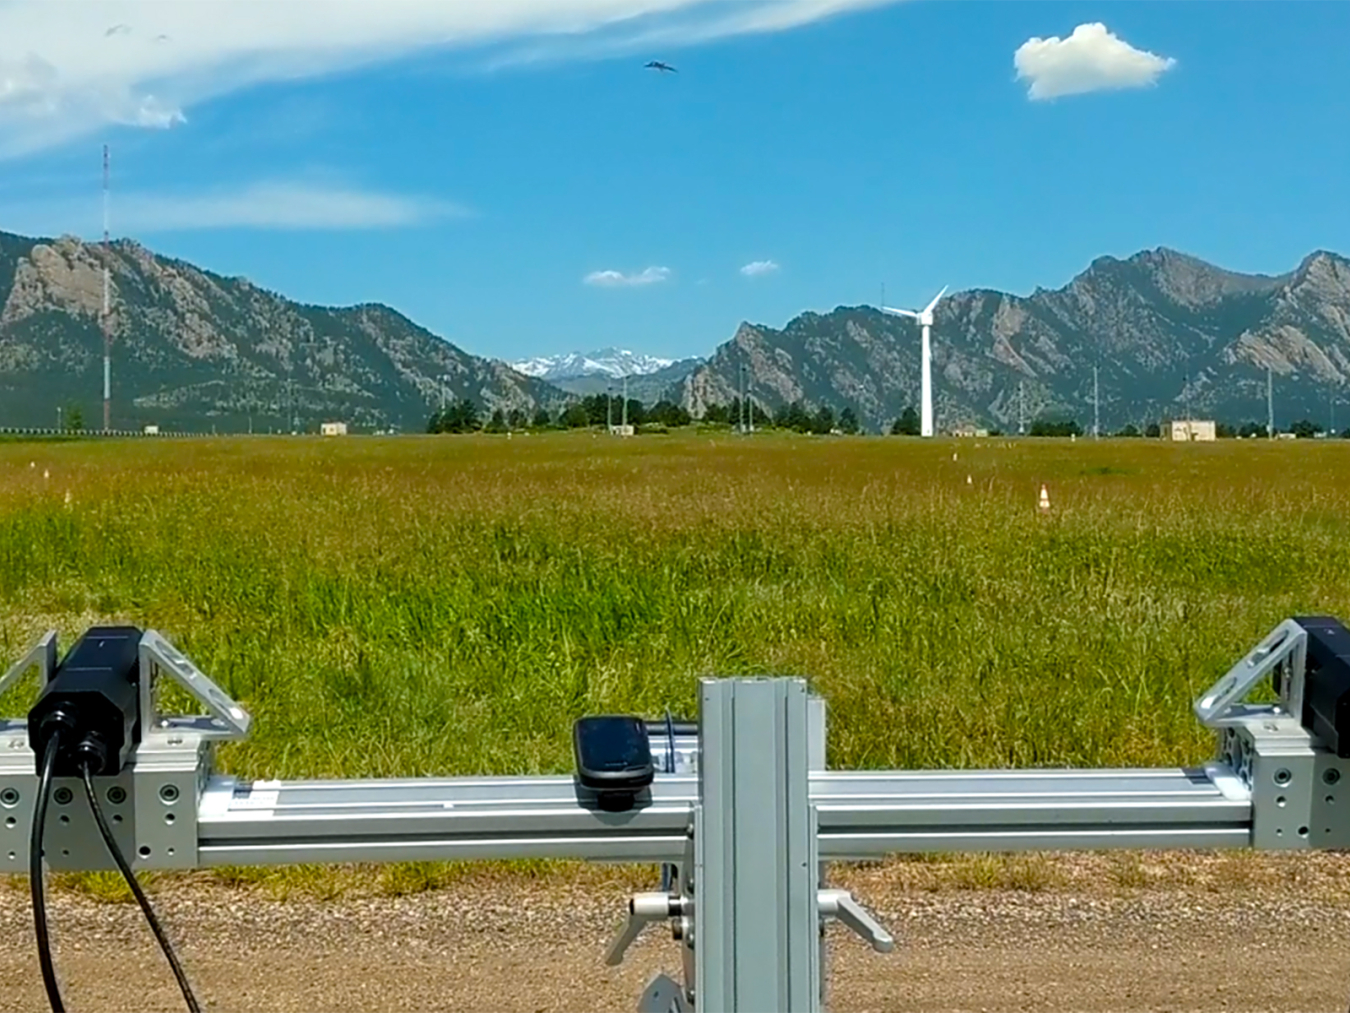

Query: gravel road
[2,857,1350,1012]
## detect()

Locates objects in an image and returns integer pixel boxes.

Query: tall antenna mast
[101,144,112,432]
[1267,366,1274,438]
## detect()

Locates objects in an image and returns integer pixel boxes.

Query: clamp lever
[818,889,895,952]
[606,892,685,966]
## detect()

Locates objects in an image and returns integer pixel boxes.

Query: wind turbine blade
[923,286,948,315]
[881,307,919,319]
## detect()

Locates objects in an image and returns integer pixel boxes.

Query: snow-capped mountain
[511,348,676,380]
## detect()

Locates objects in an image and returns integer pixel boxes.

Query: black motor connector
[28,626,143,778]
[1294,616,1350,758]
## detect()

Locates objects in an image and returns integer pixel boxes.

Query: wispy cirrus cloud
[1014,23,1176,101]
[0,179,464,235]
[0,0,905,159]
[740,259,779,277]
[584,266,672,287]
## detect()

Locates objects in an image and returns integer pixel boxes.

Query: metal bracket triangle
[0,631,56,736]
[1194,619,1307,728]
[138,629,251,742]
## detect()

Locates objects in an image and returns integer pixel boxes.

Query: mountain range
[510,348,703,400]
[2,227,1348,433]
[0,232,559,431]
[680,248,1350,432]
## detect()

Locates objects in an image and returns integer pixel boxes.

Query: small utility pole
[607,384,613,432]
[739,363,746,434]
[1018,381,1025,436]
[622,374,628,431]
[1093,365,1100,439]
[746,363,754,433]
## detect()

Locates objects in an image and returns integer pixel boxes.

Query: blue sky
[1,0,1348,363]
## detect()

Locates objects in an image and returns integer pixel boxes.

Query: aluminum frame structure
[3,617,1350,1012]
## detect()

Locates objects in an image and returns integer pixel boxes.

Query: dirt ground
[2,857,1350,1013]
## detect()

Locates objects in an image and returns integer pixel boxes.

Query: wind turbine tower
[883,287,946,437]
[1267,366,1274,438]
[101,145,112,432]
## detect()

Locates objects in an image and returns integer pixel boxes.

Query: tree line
[428,395,872,435]
[428,396,1350,439]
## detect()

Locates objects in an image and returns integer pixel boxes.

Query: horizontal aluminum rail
[196,763,1252,867]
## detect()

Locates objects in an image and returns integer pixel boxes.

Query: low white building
[320,421,348,437]
[143,424,160,436]
[1170,419,1216,442]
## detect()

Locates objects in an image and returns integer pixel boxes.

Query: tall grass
[3,432,1346,785]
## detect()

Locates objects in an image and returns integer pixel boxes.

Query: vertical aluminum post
[695,679,819,1012]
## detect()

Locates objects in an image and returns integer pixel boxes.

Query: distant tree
[436,398,481,433]
[1290,418,1323,439]
[531,407,553,429]
[623,398,646,427]
[838,407,860,435]
[581,394,608,426]
[988,427,1003,436]
[751,402,771,427]
[507,408,527,430]
[1342,427,1350,440]
[561,402,590,428]
[426,410,443,434]
[775,401,813,433]
[1238,421,1266,439]
[890,407,920,436]
[1145,422,1161,439]
[1216,422,1237,438]
[484,408,507,433]
[1029,416,1082,438]
[702,403,730,424]
[1115,424,1141,438]
[649,400,692,427]
[65,405,84,433]
[811,405,836,435]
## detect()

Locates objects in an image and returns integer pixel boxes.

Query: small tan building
[320,421,348,437]
[1170,419,1216,442]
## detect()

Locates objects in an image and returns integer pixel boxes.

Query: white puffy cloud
[1014,23,1176,101]
[740,259,779,277]
[0,0,903,159]
[584,266,672,287]
[0,180,462,235]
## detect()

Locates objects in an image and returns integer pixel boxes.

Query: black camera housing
[28,626,143,777]
[1294,616,1350,758]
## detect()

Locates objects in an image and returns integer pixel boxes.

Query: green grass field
[2,431,1347,895]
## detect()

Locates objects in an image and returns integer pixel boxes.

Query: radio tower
[101,144,112,432]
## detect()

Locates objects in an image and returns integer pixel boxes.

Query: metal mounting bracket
[0,631,56,736]
[138,630,251,743]
[1194,619,1307,727]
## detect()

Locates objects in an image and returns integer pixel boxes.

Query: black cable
[30,732,65,1013]
[79,764,201,1013]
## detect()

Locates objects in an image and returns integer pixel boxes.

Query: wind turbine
[882,286,947,437]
